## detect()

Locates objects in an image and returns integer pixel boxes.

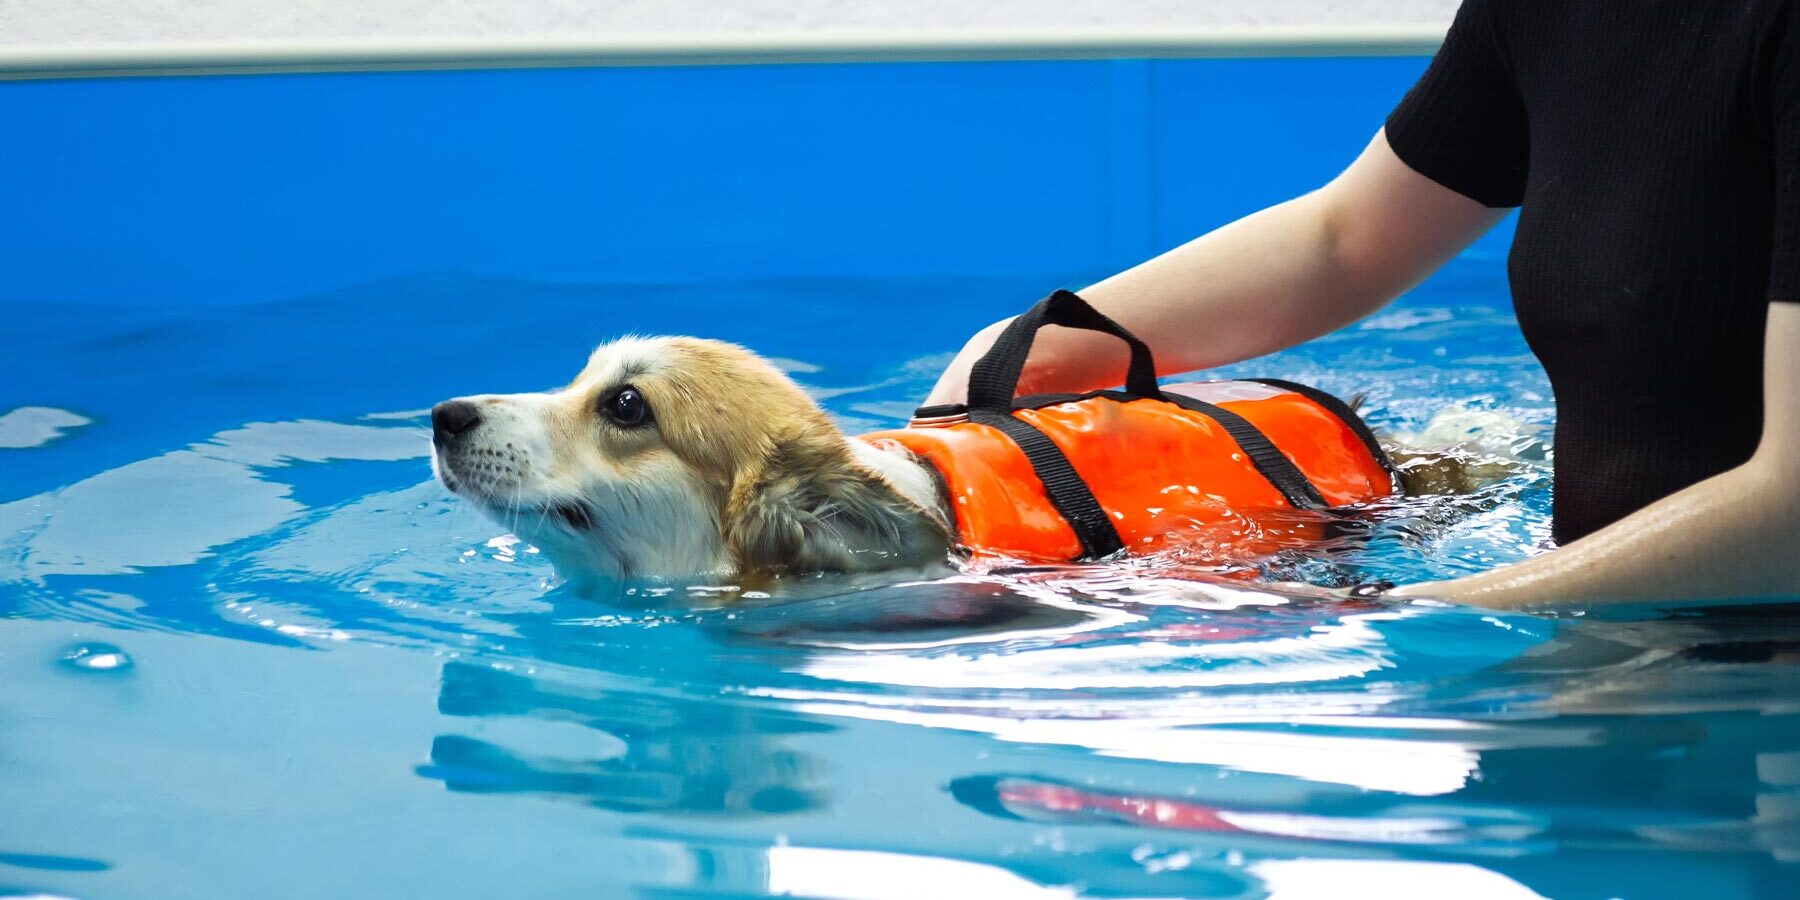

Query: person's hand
[923,312,1150,407]
[923,317,1012,407]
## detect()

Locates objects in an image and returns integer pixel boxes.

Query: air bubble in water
[61,643,133,673]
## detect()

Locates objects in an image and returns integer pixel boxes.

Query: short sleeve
[1385,0,1530,209]
[1770,6,1800,302]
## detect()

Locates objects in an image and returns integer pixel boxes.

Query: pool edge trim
[0,26,1445,81]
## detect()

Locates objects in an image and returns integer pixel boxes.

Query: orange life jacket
[860,290,1398,564]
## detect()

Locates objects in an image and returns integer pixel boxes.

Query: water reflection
[421,660,831,817]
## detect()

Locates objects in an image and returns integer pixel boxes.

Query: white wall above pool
[1,0,1456,47]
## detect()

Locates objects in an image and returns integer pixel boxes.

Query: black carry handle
[965,290,1163,411]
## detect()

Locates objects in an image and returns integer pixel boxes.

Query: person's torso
[1496,0,1788,541]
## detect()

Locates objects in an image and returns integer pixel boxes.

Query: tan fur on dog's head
[431,337,949,583]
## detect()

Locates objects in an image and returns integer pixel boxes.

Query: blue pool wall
[0,56,1513,310]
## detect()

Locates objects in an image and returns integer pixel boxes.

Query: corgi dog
[429,295,1530,587]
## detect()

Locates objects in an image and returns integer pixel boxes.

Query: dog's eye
[603,386,652,427]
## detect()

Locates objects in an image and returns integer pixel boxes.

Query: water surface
[5,266,1799,899]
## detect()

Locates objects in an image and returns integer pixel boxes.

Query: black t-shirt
[1386,0,1800,543]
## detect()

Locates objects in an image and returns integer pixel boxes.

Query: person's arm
[1392,304,1800,608]
[924,130,1509,406]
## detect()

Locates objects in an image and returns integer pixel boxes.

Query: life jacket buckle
[909,404,969,428]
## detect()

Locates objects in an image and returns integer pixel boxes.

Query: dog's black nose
[432,400,482,445]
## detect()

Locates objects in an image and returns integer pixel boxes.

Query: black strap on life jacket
[1003,389,1330,511]
[1155,393,1329,511]
[967,289,1164,410]
[961,290,1144,559]
[966,408,1125,559]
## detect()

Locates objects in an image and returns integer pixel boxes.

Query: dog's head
[430,337,948,583]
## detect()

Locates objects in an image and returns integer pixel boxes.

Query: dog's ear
[725,437,948,575]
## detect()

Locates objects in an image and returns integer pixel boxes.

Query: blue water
[6,251,1800,900]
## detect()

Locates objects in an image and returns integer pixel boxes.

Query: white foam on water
[0,406,93,449]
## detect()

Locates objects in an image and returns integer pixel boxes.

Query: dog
[431,336,1532,586]
[431,337,952,584]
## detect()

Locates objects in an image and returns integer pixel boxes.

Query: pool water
[5,256,1800,900]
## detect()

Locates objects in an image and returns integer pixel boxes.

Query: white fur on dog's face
[431,337,948,583]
